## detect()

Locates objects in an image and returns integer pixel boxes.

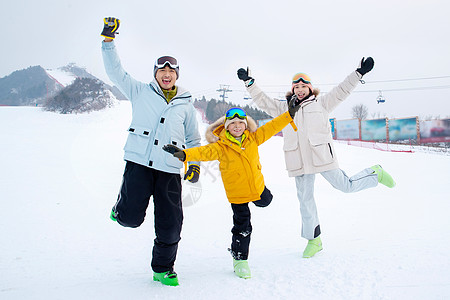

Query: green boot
[110,208,117,222]
[153,270,179,286]
[233,259,251,279]
[303,236,323,258]
[371,165,396,188]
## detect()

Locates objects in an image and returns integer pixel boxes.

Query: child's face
[293,83,311,100]
[227,120,246,138]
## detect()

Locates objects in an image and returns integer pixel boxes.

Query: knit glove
[356,57,374,77]
[237,67,255,87]
[101,17,120,39]
[288,95,301,118]
[184,164,200,183]
[163,144,186,161]
[286,92,301,105]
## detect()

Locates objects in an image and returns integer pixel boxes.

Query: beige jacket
[247,71,361,176]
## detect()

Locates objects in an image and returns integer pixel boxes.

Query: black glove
[356,57,374,77]
[287,93,301,106]
[288,95,301,118]
[101,17,120,39]
[184,164,200,183]
[237,68,253,82]
[163,144,186,161]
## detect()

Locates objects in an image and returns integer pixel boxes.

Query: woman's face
[293,83,311,100]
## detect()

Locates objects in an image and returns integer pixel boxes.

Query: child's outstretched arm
[254,102,300,146]
[163,143,222,162]
[163,144,186,161]
[163,144,200,183]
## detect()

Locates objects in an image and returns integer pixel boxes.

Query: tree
[44,78,115,114]
[352,104,368,119]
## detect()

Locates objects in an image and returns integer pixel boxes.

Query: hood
[205,115,258,144]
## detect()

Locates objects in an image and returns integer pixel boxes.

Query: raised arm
[254,100,301,145]
[237,68,287,117]
[320,57,374,113]
[101,17,145,101]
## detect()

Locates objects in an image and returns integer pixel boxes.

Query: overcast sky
[2,0,450,119]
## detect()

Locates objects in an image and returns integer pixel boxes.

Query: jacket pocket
[165,137,186,168]
[283,142,303,171]
[124,126,152,155]
[221,169,243,198]
[304,108,329,133]
[309,134,334,167]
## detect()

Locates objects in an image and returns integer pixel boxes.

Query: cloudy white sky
[2,0,450,119]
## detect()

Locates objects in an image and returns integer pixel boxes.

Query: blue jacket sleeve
[101,41,146,101]
[184,104,202,166]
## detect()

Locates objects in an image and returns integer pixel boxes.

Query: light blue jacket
[102,41,201,174]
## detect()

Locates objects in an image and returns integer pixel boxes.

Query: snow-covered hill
[1,104,449,299]
[46,68,77,87]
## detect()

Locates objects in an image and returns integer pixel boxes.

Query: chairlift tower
[217,85,232,101]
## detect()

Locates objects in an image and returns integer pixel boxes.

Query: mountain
[46,63,127,101]
[0,66,59,106]
[44,77,116,114]
[0,63,127,107]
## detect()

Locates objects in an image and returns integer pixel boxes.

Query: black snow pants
[112,161,183,273]
[230,187,273,260]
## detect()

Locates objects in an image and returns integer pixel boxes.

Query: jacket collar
[150,80,191,102]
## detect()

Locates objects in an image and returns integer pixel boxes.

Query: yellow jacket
[184,111,293,204]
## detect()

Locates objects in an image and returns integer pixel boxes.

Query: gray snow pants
[295,167,378,240]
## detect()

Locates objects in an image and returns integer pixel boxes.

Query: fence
[331,117,450,145]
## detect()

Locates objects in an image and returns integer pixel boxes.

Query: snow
[46,68,77,87]
[1,103,450,300]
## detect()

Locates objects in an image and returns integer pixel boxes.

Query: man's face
[155,66,177,90]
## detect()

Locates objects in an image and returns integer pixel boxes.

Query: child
[163,104,299,279]
[237,57,396,258]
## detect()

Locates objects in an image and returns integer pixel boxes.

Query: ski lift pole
[217,85,232,101]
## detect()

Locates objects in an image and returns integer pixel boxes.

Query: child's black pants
[230,187,273,260]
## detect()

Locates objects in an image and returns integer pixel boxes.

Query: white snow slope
[1,103,450,300]
[46,68,77,87]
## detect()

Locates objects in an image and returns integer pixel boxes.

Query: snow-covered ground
[1,103,450,300]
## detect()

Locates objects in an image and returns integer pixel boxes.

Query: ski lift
[376,90,385,104]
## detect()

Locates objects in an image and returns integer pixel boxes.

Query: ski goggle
[155,56,179,69]
[225,107,247,120]
[292,73,311,84]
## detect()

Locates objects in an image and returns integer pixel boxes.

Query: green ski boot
[110,208,117,222]
[153,270,179,286]
[371,165,396,188]
[303,236,323,258]
[233,259,251,279]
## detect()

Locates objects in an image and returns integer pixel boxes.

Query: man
[101,17,201,286]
